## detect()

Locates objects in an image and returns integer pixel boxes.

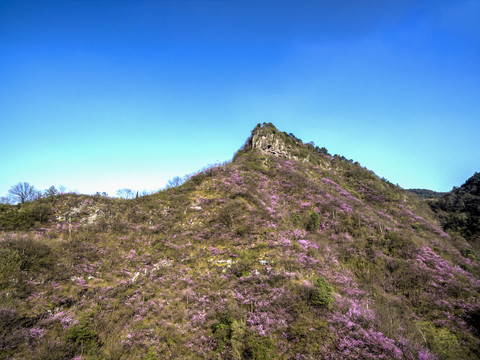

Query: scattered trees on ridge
[8,182,40,204]
[166,176,185,188]
[116,188,135,199]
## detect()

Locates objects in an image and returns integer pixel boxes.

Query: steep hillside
[1,123,479,360]
[431,172,480,252]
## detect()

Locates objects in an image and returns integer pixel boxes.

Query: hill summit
[248,123,303,158]
[240,122,330,161]
[1,123,479,359]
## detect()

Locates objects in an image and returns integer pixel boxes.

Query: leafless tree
[116,188,135,199]
[8,182,40,204]
[94,192,108,197]
[44,185,58,198]
[166,176,185,188]
[0,196,12,204]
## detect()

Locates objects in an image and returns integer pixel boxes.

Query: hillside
[1,123,479,360]
[430,172,480,252]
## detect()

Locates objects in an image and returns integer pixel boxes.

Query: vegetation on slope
[1,123,479,359]
[431,172,480,251]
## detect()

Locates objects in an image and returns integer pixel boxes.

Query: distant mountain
[1,123,479,359]
[407,188,447,200]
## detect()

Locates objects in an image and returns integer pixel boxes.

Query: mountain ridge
[0,123,479,359]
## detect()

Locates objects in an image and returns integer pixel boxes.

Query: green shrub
[461,248,477,260]
[290,212,301,226]
[212,312,235,352]
[235,224,252,237]
[0,203,51,231]
[306,211,320,232]
[0,237,55,274]
[211,313,274,359]
[0,247,20,289]
[385,232,415,258]
[287,317,331,356]
[144,346,160,360]
[218,200,248,230]
[231,319,246,360]
[416,321,465,360]
[309,277,334,309]
[242,333,275,360]
[66,321,99,354]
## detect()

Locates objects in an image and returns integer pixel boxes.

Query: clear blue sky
[1,0,479,196]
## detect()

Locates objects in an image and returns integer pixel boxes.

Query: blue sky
[1,0,479,196]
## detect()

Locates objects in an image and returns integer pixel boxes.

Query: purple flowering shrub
[1,125,479,359]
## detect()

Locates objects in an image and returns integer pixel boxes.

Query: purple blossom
[279,237,292,247]
[208,246,223,255]
[293,228,305,239]
[418,349,438,360]
[28,327,45,339]
[297,239,318,251]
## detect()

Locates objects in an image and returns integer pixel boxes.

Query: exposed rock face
[246,123,330,167]
[251,130,294,158]
[57,201,103,225]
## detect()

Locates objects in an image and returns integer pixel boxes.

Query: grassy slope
[1,124,479,359]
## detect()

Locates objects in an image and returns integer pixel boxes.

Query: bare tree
[116,188,135,199]
[42,185,59,205]
[94,192,108,197]
[8,182,40,204]
[44,185,58,198]
[0,196,12,204]
[166,176,185,189]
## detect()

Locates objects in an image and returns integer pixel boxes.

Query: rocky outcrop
[250,128,298,159]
